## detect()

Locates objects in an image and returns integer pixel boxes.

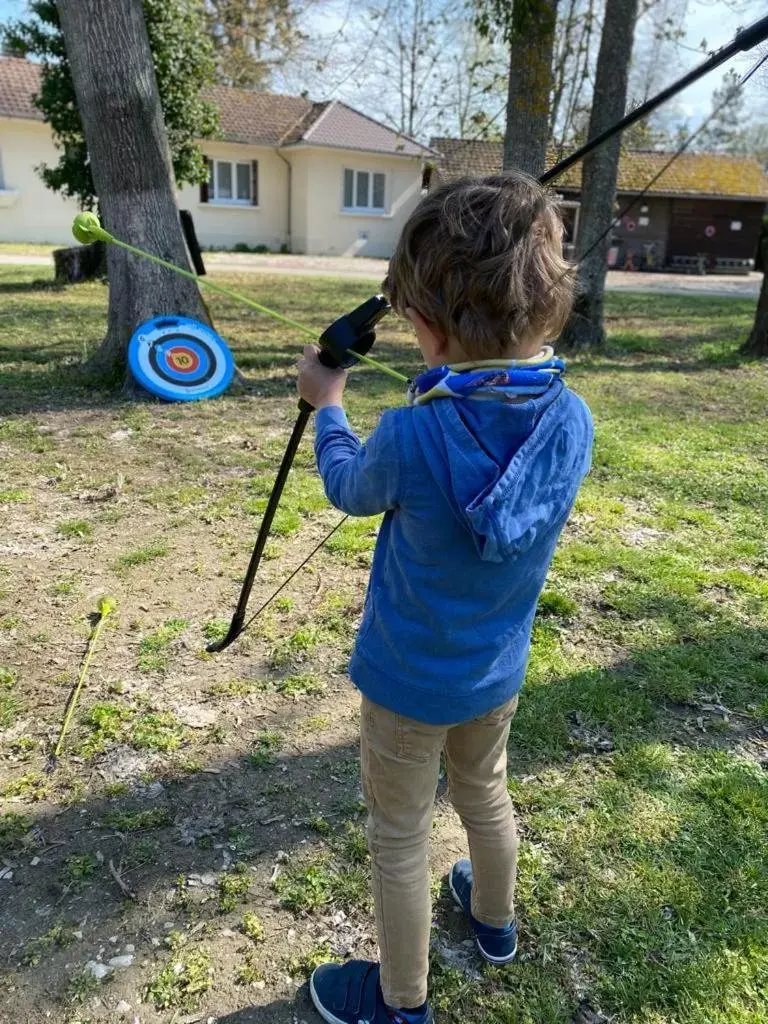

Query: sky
[0,0,765,124]
[675,0,766,119]
[0,0,21,22]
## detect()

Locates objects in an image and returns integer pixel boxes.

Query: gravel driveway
[1,250,761,298]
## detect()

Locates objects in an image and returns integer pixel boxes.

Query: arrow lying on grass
[47,595,118,772]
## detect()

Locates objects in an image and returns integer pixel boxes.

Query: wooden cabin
[429,139,768,274]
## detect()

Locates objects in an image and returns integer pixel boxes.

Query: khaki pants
[361,694,519,1009]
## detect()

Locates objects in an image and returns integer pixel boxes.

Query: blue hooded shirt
[314,378,593,725]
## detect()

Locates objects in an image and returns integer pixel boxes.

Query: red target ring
[165,345,200,374]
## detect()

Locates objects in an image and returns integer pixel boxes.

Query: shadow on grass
[572,351,756,376]
[215,991,313,1023]
[501,627,768,1023]
[0,334,419,415]
[0,278,65,295]
[569,323,758,374]
[2,625,766,1021]
[602,292,756,320]
[0,336,91,364]
[0,365,119,415]
[513,620,768,771]
[1,721,362,1018]
[4,293,755,416]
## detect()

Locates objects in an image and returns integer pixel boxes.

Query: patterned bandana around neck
[406,346,565,406]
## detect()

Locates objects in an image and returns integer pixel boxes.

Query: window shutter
[372,173,385,209]
[251,160,259,206]
[200,158,212,203]
[343,169,354,208]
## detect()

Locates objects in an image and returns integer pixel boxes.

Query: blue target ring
[128,316,234,402]
[152,337,212,383]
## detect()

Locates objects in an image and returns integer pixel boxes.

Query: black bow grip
[316,294,391,369]
[298,294,391,414]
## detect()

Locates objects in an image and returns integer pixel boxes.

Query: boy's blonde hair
[385,171,574,359]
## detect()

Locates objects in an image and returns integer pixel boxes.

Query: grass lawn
[0,265,766,1023]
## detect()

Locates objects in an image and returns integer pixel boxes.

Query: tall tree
[743,237,768,357]
[740,120,768,165]
[560,0,640,350]
[433,11,507,139]
[366,0,448,137]
[205,0,304,90]
[56,0,210,384]
[290,0,503,142]
[550,0,597,157]
[622,0,689,150]
[478,0,560,176]
[550,0,696,157]
[4,0,218,208]
[628,0,686,105]
[695,70,749,154]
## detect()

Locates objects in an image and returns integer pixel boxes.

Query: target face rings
[128,316,234,402]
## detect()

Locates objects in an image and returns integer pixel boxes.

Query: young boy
[297,172,593,1024]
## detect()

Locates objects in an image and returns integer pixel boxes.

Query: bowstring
[232,50,768,638]
[237,515,349,637]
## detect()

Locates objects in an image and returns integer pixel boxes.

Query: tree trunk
[742,238,768,357]
[503,0,559,177]
[56,0,209,388]
[560,0,640,351]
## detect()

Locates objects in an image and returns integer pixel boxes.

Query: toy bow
[72,12,768,652]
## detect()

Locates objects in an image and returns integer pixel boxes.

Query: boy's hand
[297,345,348,410]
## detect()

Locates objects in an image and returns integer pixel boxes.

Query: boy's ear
[406,307,449,359]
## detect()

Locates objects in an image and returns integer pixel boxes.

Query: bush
[232,242,271,254]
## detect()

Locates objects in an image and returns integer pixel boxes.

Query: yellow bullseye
[167,347,199,373]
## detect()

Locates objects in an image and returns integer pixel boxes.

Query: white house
[0,58,436,257]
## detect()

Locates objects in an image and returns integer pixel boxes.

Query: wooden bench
[668,255,754,276]
[669,255,707,275]
[711,257,753,276]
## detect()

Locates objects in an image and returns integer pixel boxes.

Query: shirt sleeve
[314,405,402,516]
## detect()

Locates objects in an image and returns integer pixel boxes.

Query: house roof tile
[289,99,436,157]
[429,137,768,201]
[0,56,44,121]
[203,84,313,146]
[0,58,434,157]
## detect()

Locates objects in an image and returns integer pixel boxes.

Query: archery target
[128,316,234,401]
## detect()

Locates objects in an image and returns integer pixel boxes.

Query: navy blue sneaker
[310,960,434,1024]
[448,859,518,964]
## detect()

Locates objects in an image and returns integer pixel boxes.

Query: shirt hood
[411,382,593,562]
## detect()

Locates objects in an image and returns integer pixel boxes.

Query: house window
[203,158,257,205]
[0,149,21,208]
[560,201,580,246]
[343,168,386,212]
